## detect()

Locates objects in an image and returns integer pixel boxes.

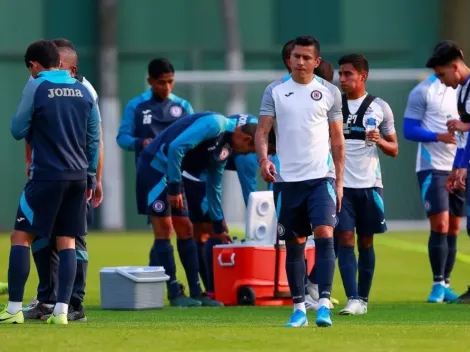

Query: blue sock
[338,245,358,299]
[358,246,376,302]
[153,239,180,299]
[8,245,31,304]
[428,231,447,282]
[315,238,336,300]
[56,249,77,304]
[196,242,209,291]
[204,238,222,293]
[32,238,56,304]
[177,238,202,298]
[333,235,339,258]
[70,237,88,309]
[444,235,457,285]
[285,242,306,304]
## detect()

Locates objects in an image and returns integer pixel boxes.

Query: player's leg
[308,178,338,327]
[335,188,359,314]
[276,182,309,327]
[1,180,60,324]
[418,171,451,302]
[67,234,88,322]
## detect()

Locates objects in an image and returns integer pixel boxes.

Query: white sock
[319,298,330,308]
[7,301,22,315]
[53,303,68,316]
[293,302,306,313]
[433,281,445,286]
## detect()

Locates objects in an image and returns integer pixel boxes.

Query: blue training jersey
[11,70,100,185]
[116,89,194,163]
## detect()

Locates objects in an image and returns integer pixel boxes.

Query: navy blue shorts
[14,180,88,239]
[136,162,188,218]
[183,176,211,223]
[417,170,465,217]
[86,201,94,226]
[336,187,387,235]
[274,178,337,241]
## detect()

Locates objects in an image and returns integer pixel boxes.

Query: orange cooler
[213,243,315,306]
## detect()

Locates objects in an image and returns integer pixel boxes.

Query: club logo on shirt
[311,90,322,101]
[47,88,84,98]
[219,148,230,161]
[153,200,165,213]
[170,106,183,117]
[277,223,285,237]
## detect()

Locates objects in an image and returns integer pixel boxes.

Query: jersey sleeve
[259,82,276,117]
[327,84,343,122]
[182,100,195,115]
[206,160,226,233]
[404,84,427,120]
[167,114,226,195]
[233,153,258,206]
[11,79,41,140]
[378,99,396,136]
[86,101,101,189]
[116,99,143,151]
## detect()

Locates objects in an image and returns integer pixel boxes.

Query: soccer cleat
[444,287,460,303]
[0,307,24,324]
[339,299,368,315]
[23,297,39,310]
[42,305,88,322]
[305,294,318,310]
[169,294,202,307]
[427,284,446,303]
[46,313,68,325]
[331,297,340,305]
[316,306,332,327]
[453,286,470,304]
[0,282,8,295]
[23,302,53,320]
[193,293,224,307]
[284,309,308,327]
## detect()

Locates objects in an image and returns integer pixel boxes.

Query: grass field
[1,230,470,351]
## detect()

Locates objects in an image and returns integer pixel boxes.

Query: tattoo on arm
[255,116,274,161]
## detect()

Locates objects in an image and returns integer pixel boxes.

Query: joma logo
[48,88,84,98]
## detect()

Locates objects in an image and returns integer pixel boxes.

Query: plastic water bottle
[241,239,246,244]
[232,236,239,244]
[365,117,377,147]
[447,115,466,149]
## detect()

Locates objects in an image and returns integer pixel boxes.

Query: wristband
[258,157,269,167]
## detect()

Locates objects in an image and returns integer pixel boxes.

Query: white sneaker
[339,299,367,315]
[305,294,318,310]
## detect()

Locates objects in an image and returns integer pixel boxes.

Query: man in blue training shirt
[182,113,277,297]
[0,40,100,325]
[137,111,271,307]
[116,58,194,164]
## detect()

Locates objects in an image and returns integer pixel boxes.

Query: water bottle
[365,117,377,147]
[447,115,466,149]
[241,239,246,244]
[232,236,239,244]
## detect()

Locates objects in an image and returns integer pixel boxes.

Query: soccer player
[23,39,102,322]
[404,55,464,304]
[182,113,276,297]
[137,111,266,307]
[0,40,100,324]
[256,36,345,327]
[116,58,193,164]
[426,40,470,303]
[316,60,335,83]
[335,54,398,315]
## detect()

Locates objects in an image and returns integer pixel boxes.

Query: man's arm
[86,101,101,190]
[116,99,145,151]
[182,100,195,115]
[256,83,276,162]
[376,100,399,157]
[166,114,225,196]
[97,124,104,183]
[11,80,39,140]
[206,161,227,234]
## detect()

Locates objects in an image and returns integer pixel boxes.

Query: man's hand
[86,189,93,201]
[168,194,184,209]
[335,181,343,213]
[447,120,470,133]
[366,130,381,144]
[455,168,467,191]
[260,159,277,183]
[446,169,459,193]
[142,138,152,147]
[93,181,103,208]
[437,132,456,145]
[212,232,232,244]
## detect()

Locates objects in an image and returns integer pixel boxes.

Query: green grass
[1,231,470,351]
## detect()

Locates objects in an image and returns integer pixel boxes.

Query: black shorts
[183,176,211,223]
[14,180,88,238]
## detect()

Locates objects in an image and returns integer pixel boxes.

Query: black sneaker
[455,286,470,304]
[41,305,88,322]
[23,302,53,320]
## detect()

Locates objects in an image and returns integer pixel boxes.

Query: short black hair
[292,36,321,56]
[426,40,463,68]
[52,38,75,50]
[24,40,60,69]
[241,123,276,149]
[315,60,334,82]
[338,53,369,74]
[148,58,174,79]
[282,39,295,70]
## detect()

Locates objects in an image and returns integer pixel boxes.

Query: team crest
[424,201,431,212]
[170,106,182,117]
[311,90,322,101]
[277,223,285,237]
[153,200,165,213]
[219,148,230,161]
